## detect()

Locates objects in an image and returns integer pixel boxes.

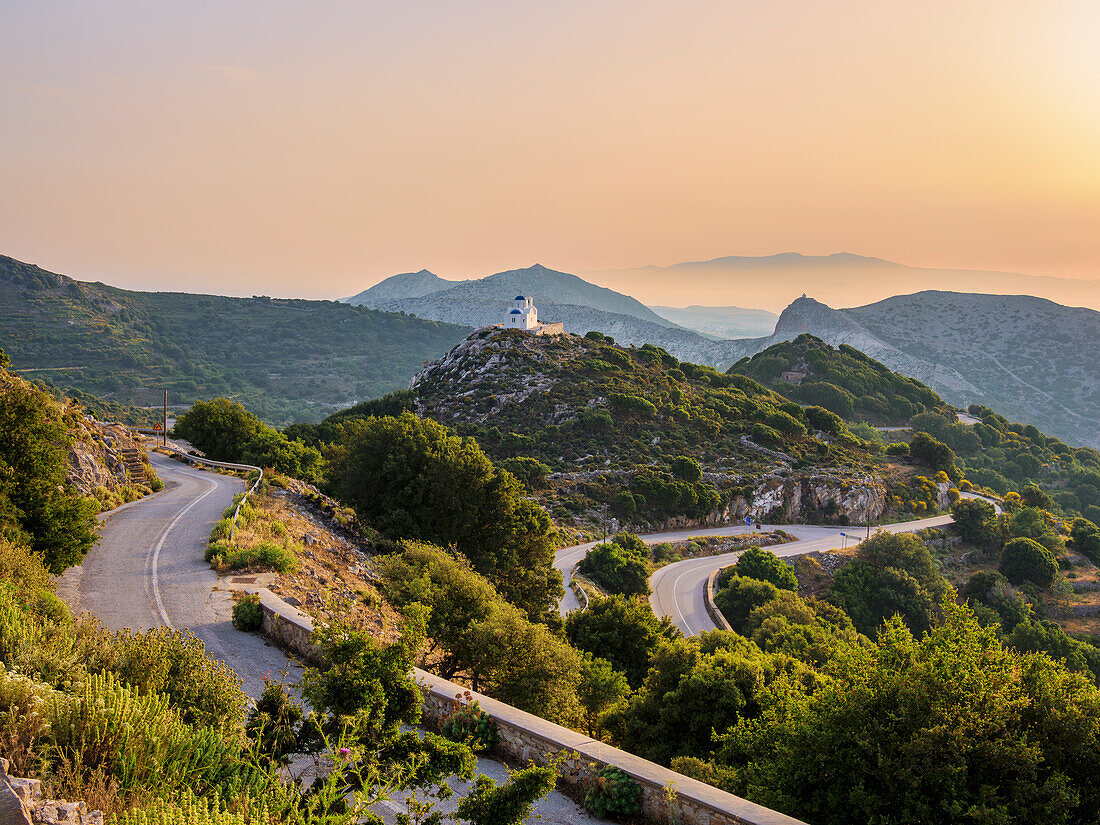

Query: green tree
[173,398,262,458]
[605,632,804,765]
[670,456,703,482]
[577,534,650,597]
[999,537,1057,588]
[0,375,98,572]
[734,547,798,591]
[721,604,1100,825]
[713,575,782,633]
[828,532,949,636]
[379,543,584,727]
[454,763,557,825]
[909,432,960,480]
[576,654,631,737]
[325,413,561,620]
[566,594,679,687]
[950,497,997,548]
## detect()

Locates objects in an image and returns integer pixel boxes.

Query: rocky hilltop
[739,293,1100,449]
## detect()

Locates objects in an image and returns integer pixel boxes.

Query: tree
[1069,518,1100,564]
[566,594,679,687]
[714,575,781,633]
[670,456,703,482]
[325,413,561,620]
[721,604,1100,825]
[173,398,262,459]
[828,532,949,636]
[909,432,960,480]
[604,632,802,764]
[950,498,996,548]
[577,534,650,597]
[999,537,1057,588]
[733,547,798,591]
[0,376,98,572]
[805,405,845,436]
[454,763,557,825]
[577,654,631,737]
[1021,484,1056,511]
[378,543,584,727]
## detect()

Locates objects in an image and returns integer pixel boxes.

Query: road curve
[556,492,1000,635]
[57,452,303,698]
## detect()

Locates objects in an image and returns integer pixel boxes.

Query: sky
[2,1,1100,301]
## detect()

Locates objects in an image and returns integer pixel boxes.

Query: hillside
[584,252,1100,312]
[728,333,949,425]
[0,254,467,425]
[300,328,912,532]
[739,293,1100,450]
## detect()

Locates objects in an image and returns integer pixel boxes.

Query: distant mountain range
[583,252,1100,313]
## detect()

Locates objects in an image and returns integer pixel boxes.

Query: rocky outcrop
[66,419,154,496]
[0,759,103,825]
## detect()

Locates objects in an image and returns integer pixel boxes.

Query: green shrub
[113,793,260,825]
[440,697,499,753]
[734,546,798,590]
[215,541,298,574]
[584,765,642,819]
[1000,537,1058,588]
[232,595,264,632]
[578,534,650,597]
[886,442,910,456]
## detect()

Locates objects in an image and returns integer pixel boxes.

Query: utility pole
[163,389,168,447]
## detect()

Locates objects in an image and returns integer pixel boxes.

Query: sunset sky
[2,1,1099,302]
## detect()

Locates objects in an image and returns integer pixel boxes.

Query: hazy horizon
[4,2,1100,304]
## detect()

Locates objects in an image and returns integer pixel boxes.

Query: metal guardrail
[568,564,590,612]
[154,442,263,544]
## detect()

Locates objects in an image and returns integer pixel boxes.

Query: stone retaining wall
[248,587,806,825]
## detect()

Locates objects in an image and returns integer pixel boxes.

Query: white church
[499,295,565,336]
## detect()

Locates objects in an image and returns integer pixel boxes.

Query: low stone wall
[249,587,806,825]
[704,568,734,631]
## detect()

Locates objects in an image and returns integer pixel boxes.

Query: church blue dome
[514,295,525,301]
[509,309,522,314]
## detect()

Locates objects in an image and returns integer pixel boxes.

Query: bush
[714,575,781,633]
[441,697,499,753]
[734,546,798,591]
[577,534,650,597]
[232,594,264,632]
[584,765,642,819]
[215,540,298,574]
[1000,537,1058,588]
[886,442,910,456]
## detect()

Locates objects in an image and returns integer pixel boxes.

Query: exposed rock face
[65,419,153,496]
[718,474,886,525]
[0,758,103,825]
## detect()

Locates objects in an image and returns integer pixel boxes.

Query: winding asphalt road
[557,493,999,635]
[56,451,304,697]
[57,451,603,825]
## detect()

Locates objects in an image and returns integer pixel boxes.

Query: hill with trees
[727,333,948,424]
[0,254,467,426]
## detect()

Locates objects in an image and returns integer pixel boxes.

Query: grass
[203,486,300,575]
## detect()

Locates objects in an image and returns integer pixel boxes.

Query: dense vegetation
[0,254,466,426]
[174,398,323,483]
[908,404,1100,523]
[728,334,946,424]
[0,351,99,571]
[324,412,562,622]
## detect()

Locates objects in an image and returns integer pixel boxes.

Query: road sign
[744,516,752,525]
[153,423,163,431]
